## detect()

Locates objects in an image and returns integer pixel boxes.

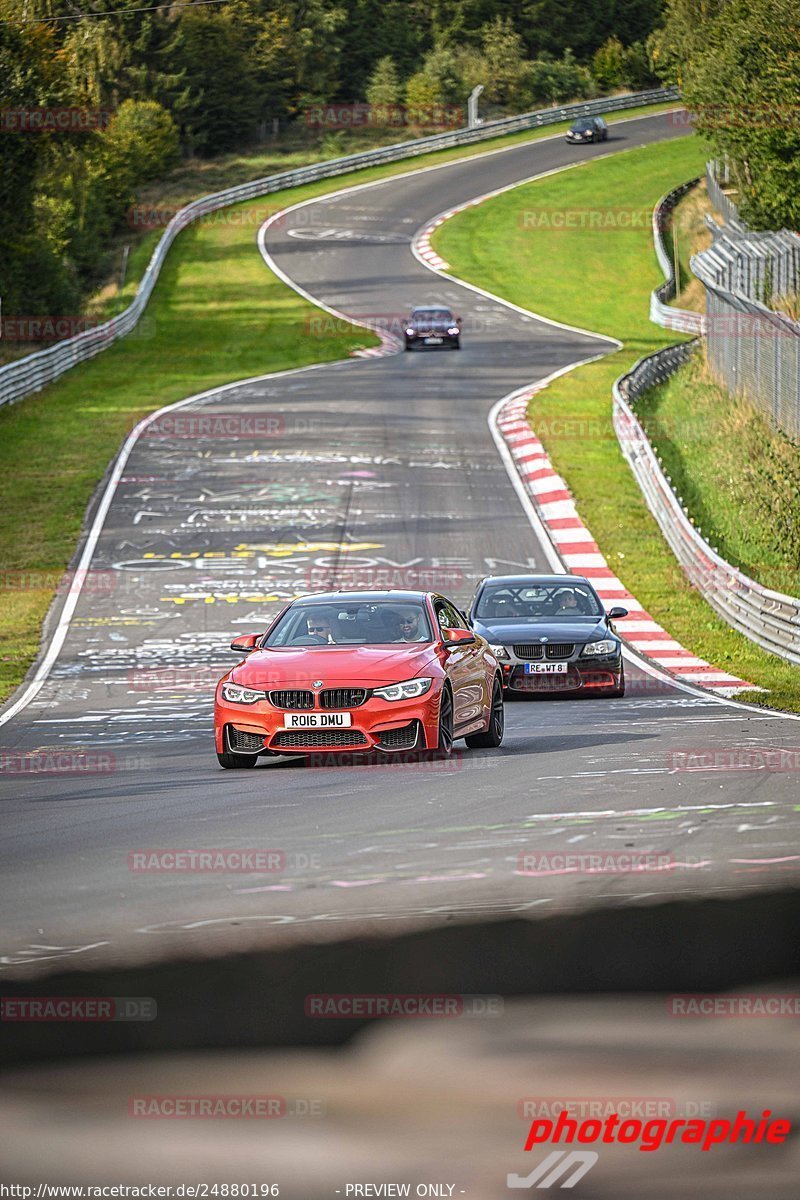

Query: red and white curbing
[352,327,403,358]
[416,221,450,272]
[496,391,755,695]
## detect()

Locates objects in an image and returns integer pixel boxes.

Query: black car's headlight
[489,644,511,661]
[221,682,268,704]
[581,639,618,657]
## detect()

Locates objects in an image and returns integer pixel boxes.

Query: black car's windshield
[265,600,434,646]
[474,583,603,620]
[412,309,453,322]
[572,120,593,131]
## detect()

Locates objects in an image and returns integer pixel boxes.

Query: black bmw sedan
[404,306,461,350]
[468,574,628,697]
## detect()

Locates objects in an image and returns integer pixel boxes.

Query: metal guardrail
[0,88,678,410]
[649,179,706,335]
[613,345,800,664]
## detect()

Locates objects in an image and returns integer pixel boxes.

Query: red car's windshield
[265,600,435,646]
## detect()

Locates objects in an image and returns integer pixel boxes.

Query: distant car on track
[214,591,504,767]
[566,116,608,144]
[468,574,627,697]
[404,306,461,350]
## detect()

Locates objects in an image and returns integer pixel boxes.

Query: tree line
[0,0,679,322]
[650,0,799,229]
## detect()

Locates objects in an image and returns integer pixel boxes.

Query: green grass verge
[637,355,800,595]
[0,101,678,705]
[433,136,800,712]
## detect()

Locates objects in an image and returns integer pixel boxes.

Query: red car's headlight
[220,682,268,704]
[372,677,433,702]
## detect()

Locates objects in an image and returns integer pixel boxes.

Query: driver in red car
[305,608,337,642]
[398,608,428,641]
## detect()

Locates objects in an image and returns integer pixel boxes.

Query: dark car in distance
[404,306,462,350]
[468,574,628,697]
[566,116,608,144]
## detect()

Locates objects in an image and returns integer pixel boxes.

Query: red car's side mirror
[229,633,260,653]
[443,627,476,647]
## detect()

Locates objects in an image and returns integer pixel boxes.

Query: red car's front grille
[269,689,315,710]
[320,688,368,709]
[271,729,370,749]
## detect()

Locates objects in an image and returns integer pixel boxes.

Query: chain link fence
[691,163,800,441]
[614,344,800,665]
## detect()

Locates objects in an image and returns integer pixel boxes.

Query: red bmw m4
[214,591,504,767]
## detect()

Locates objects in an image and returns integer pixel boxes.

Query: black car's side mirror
[607,607,629,620]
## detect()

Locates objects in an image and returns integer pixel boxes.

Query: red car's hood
[231,645,436,688]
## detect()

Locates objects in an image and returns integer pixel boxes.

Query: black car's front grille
[320,688,368,709]
[377,722,419,750]
[228,727,266,752]
[546,643,575,659]
[269,689,315,710]
[513,644,544,659]
[271,729,369,749]
[513,643,575,660]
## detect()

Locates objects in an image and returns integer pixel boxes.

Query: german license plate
[424,336,443,344]
[283,712,352,728]
[524,662,568,674]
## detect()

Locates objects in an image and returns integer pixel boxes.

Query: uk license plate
[283,712,352,728]
[524,662,568,674]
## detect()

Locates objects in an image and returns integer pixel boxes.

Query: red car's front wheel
[466,677,504,749]
[436,686,454,757]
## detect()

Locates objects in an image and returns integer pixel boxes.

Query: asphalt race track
[1,110,798,977]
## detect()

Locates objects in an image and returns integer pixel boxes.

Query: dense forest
[0,0,663,319]
[651,0,800,229]
[1,0,796,322]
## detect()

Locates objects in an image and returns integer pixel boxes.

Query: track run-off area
[1,110,799,976]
